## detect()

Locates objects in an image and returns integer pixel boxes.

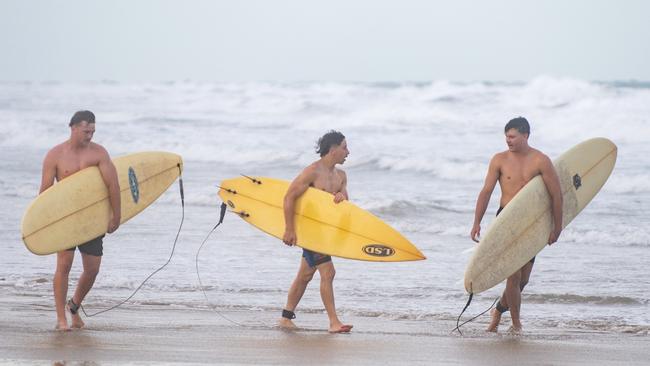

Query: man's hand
[470,224,481,243]
[283,228,297,246]
[107,214,121,234]
[333,192,346,204]
[548,227,562,245]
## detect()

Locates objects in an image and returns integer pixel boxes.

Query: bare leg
[279,258,316,329]
[486,307,503,332]
[317,262,352,333]
[504,268,524,332]
[69,253,101,329]
[53,251,74,331]
[487,260,534,333]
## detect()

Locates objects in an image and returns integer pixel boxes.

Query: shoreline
[1,302,648,365]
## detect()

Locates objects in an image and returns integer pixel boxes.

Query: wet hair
[316,130,345,157]
[504,116,530,136]
[69,110,96,127]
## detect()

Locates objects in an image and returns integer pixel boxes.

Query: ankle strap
[68,298,80,315]
[282,309,296,319]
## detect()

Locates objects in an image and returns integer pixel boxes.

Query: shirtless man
[471,117,563,333]
[40,110,121,331]
[278,130,353,333]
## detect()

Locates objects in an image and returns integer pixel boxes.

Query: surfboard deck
[218,177,425,262]
[464,138,617,294]
[22,151,183,255]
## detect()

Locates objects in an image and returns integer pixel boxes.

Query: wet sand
[1,299,648,365]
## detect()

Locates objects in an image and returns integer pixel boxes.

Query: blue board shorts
[302,249,332,268]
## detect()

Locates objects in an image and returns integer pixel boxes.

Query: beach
[1,79,649,364]
[2,298,649,365]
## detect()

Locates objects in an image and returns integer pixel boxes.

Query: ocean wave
[561,228,649,247]
[524,293,647,306]
[362,199,468,216]
[540,319,650,336]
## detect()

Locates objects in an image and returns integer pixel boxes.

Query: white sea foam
[1,78,648,332]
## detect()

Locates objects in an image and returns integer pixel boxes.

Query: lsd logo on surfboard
[363,244,395,257]
[128,167,139,203]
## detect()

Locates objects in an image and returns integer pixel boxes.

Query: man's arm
[97,147,121,234]
[333,170,348,203]
[39,150,58,194]
[471,155,500,242]
[282,167,317,246]
[539,155,563,245]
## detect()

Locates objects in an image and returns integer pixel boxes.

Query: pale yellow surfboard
[464,138,617,294]
[218,177,425,262]
[22,151,183,255]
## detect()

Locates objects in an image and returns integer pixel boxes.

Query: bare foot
[278,317,298,330]
[486,308,502,332]
[70,313,85,329]
[507,325,522,335]
[328,322,353,334]
[67,304,85,329]
[55,319,70,332]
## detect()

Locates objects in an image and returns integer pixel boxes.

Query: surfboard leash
[196,189,274,329]
[451,294,500,336]
[195,201,254,327]
[80,164,185,318]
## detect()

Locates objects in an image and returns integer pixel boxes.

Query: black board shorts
[66,235,104,257]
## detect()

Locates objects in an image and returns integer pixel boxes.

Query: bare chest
[311,172,344,194]
[499,161,540,192]
[56,151,101,181]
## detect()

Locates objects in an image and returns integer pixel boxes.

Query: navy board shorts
[66,235,104,257]
[302,249,332,268]
[497,207,535,264]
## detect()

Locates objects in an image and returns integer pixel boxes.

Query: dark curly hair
[316,130,345,157]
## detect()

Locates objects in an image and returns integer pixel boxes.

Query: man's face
[330,139,350,164]
[72,121,95,145]
[505,128,528,152]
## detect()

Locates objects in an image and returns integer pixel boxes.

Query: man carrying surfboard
[39,110,121,331]
[470,117,563,333]
[279,130,353,333]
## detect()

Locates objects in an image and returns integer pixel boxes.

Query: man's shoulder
[530,148,552,164]
[298,161,321,180]
[44,142,67,160]
[491,151,509,164]
[89,142,110,157]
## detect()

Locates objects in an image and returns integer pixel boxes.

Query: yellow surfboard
[464,138,617,294]
[218,177,425,262]
[22,151,183,255]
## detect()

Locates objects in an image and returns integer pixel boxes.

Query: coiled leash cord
[194,201,246,327]
[80,166,185,318]
[451,293,500,336]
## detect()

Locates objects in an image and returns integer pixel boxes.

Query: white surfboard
[464,138,617,294]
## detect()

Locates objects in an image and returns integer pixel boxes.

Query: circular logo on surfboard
[362,244,395,257]
[128,167,139,204]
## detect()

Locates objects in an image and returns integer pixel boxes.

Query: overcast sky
[1,0,648,82]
